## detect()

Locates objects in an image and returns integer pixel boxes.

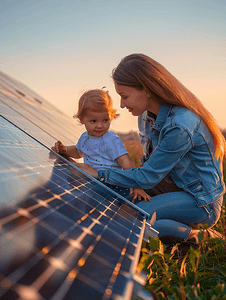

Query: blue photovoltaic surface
[0,70,84,149]
[0,71,151,299]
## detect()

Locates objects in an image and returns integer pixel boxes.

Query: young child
[52,89,150,202]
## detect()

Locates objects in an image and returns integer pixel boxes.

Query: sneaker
[202,228,225,240]
[186,229,200,244]
[186,228,225,245]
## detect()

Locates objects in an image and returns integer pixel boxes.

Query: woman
[75,53,226,245]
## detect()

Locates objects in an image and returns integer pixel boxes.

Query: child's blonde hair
[74,89,119,122]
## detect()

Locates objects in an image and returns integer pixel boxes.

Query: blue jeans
[135,191,223,242]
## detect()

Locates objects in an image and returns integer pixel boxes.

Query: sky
[1,0,226,132]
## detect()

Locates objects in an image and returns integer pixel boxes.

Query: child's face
[81,110,111,137]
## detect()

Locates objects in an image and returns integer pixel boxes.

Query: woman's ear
[145,91,151,98]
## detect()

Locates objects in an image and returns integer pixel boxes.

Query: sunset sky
[1,0,226,132]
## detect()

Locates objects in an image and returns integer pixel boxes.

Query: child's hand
[51,140,67,156]
[130,188,151,204]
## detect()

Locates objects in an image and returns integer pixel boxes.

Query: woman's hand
[130,188,151,204]
[71,163,151,203]
[51,140,67,155]
[72,162,99,179]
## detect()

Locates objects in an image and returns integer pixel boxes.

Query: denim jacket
[98,104,225,207]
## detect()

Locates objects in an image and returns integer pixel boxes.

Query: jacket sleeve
[98,126,193,189]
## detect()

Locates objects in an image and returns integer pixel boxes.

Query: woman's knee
[152,219,190,242]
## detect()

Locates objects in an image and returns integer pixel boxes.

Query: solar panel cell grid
[0,113,146,299]
[0,86,84,143]
[0,71,158,299]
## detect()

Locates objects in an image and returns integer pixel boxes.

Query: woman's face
[114,83,160,116]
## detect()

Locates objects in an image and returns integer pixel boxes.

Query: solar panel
[0,71,157,299]
[0,70,84,149]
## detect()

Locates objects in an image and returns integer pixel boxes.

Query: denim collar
[152,103,172,132]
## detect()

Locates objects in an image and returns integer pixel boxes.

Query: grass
[120,133,226,299]
[137,159,226,299]
[137,232,226,299]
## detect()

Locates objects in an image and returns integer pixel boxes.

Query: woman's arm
[72,154,134,180]
[98,127,192,190]
[116,154,152,202]
[72,162,99,178]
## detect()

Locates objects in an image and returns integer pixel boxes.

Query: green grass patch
[137,160,226,300]
[138,233,226,299]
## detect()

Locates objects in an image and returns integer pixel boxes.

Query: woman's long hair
[112,53,226,160]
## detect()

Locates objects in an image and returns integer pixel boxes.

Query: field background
[117,131,143,168]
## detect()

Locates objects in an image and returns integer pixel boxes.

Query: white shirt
[76,130,128,170]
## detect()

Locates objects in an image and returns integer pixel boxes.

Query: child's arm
[51,140,83,159]
[116,154,151,203]
[116,153,135,170]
